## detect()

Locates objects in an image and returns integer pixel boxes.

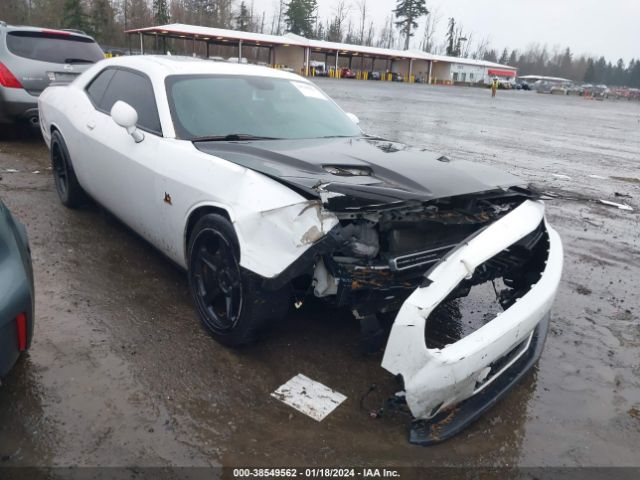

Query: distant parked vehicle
[515,80,531,90]
[579,84,593,96]
[309,61,327,76]
[550,84,568,95]
[368,71,381,81]
[0,197,34,378]
[391,72,404,82]
[340,67,356,79]
[566,84,582,95]
[536,81,556,94]
[227,57,248,64]
[593,84,610,99]
[0,22,104,128]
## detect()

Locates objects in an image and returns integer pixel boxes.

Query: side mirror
[346,112,360,125]
[111,101,144,143]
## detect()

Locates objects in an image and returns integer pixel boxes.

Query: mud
[0,82,639,467]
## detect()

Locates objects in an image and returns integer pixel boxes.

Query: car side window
[86,69,117,108]
[98,69,162,135]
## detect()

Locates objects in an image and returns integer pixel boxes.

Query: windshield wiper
[191,134,281,142]
[64,58,95,64]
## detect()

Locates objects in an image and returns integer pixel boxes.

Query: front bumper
[382,200,563,442]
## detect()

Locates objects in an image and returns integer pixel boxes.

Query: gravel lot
[0,80,639,469]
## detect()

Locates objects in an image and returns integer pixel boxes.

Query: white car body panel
[382,200,563,419]
[38,57,339,276]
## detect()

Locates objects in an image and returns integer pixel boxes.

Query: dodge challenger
[38,56,563,443]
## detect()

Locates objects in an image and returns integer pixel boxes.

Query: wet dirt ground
[0,81,639,469]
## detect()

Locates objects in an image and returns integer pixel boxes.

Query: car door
[79,67,166,247]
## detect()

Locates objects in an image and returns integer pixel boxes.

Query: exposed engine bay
[310,187,546,329]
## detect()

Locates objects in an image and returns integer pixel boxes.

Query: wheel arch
[184,205,233,263]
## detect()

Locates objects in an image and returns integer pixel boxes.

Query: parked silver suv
[0,21,104,127]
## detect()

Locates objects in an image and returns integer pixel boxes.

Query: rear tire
[50,130,87,208]
[188,214,290,346]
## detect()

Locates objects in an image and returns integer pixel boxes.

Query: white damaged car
[38,56,563,444]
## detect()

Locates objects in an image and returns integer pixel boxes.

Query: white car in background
[38,55,563,444]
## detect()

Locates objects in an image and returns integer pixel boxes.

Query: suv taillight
[16,313,27,351]
[0,62,23,88]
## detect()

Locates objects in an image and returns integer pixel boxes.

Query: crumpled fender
[233,200,339,279]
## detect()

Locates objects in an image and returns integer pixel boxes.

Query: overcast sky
[250,0,639,62]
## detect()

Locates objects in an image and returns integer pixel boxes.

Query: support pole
[192,37,196,57]
[428,60,433,84]
[335,50,339,76]
[305,46,310,76]
[238,40,243,62]
[206,42,209,59]
[139,32,144,55]
[409,59,414,82]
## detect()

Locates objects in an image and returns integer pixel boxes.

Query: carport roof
[126,23,304,47]
[126,23,517,70]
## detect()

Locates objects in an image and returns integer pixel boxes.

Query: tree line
[1,0,638,87]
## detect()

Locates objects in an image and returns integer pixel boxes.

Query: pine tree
[284,0,317,37]
[126,0,152,29]
[560,47,572,73]
[89,0,115,43]
[498,48,508,64]
[629,59,640,88]
[394,0,428,50]
[482,49,497,63]
[445,18,455,56]
[235,1,250,31]
[154,0,170,25]
[62,0,87,31]
[584,59,595,83]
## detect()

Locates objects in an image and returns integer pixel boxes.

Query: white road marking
[599,199,634,211]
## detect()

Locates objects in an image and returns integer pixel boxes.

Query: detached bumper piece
[409,312,550,445]
[381,200,563,444]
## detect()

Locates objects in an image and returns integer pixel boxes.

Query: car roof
[102,55,304,81]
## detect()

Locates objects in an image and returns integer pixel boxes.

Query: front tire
[50,130,87,208]
[188,214,290,346]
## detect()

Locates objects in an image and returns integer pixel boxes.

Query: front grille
[389,244,457,272]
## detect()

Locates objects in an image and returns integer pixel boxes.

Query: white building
[126,23,518,85]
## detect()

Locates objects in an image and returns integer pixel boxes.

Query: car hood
[194,136,525,210]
